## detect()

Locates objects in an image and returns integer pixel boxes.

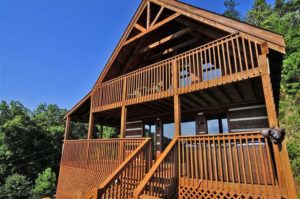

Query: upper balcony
[91,32,268,113]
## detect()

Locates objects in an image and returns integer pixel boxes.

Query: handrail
[84,138,152,199]
[61,138,144,171]
[132,137,179,198]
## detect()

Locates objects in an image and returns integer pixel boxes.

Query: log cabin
[56,0,297,198]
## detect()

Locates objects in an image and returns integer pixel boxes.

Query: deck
[92,32,266,113]
[56,132,293,199]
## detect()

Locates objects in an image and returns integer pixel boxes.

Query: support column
[64,116,71,140]
[87,111,94,139]
[120,106,127,138]
[260,45,297,198]
[172,59,181,137]
[174,95,181,137]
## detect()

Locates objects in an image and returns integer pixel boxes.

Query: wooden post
[260,47,297,198]
[172,59,181,137]
[120,106,127,138]
[87,111,94,139]
[64,116,71,140]
[174,95,181,137]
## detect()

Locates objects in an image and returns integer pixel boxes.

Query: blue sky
[0,0,274,110]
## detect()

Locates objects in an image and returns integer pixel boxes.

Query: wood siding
[228,104,269,132]
[125,121,144,138]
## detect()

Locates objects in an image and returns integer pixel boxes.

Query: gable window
[206,114,228,134]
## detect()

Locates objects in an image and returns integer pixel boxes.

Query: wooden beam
[150,6,164,26]
[188,93,207,106]
[174,94,181,137]
[147,1,151,28]
[64,116,71,140]
[218,86,233,103]
[180,96,198,108]
[142,27,191,52]
[149,37,200,60]
[232,82,244,100]
[120,106,127,138]
[120,38,146,74]
[87,111,94,139]
[123,13,180,46]
[195,91,213,106]
[173,58,181,136]
[176,17,224,40]
[134,23,146,32]
[202,89,222,104]
[198,90,218,105]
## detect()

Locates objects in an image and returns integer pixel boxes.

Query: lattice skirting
[56,166,110,199]
[179,186,286,199]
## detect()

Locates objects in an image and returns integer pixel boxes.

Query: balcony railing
[177,132,283,198]
[133,132,289,199]
[92,32,265,112]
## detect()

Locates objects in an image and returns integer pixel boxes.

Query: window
[202,63,221,81]
[181,121,196,136]
[206,115,228,134]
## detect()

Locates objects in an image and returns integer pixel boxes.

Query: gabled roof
[95,0,285,85]
[65,0,285,119]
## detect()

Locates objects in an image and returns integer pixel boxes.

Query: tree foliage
[2,174,32,199]
[32,168,56,199]
[223,0,241,20]
[0,101,81,198]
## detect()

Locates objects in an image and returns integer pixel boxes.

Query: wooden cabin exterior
[56,0,297,198]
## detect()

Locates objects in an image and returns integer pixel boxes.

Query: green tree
[223,0,241,20]
[3,174,32,199]
[32,168,56,198]
[245,0,272,27]
[0,101,59,181]
[102,126,118,138]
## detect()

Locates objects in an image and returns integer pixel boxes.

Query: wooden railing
[84,138,152,199]
[56,138,146,199]
[133,138,179,198]
[61,138,145,172]
[177,132,286,198]
[92,32,264,112]
[176,32,261,93]
[125,59,173,104]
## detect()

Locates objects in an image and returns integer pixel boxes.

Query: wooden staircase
[133,138,179,199]
[83,138,152,199]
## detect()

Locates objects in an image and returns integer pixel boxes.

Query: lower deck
[56,131,293,199]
